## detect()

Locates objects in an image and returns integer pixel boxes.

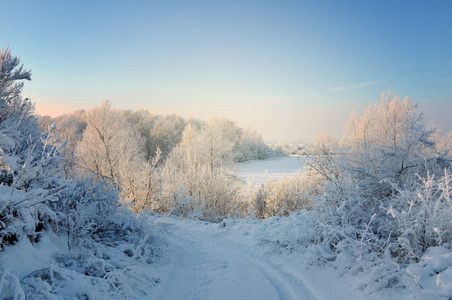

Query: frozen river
[237,155,304,186]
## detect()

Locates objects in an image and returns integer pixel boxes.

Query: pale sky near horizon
[1,0,451,142]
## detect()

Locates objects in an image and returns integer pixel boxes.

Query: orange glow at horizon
[34,103,80,117]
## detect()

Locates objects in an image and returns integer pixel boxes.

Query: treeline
[39,105,279,165]
[269,142,307,155]
[37,101,290,220]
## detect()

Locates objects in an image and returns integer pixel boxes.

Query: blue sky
[1,0,451,141]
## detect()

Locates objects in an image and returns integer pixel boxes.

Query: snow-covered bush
[304,131,341,183]
[386,170,452,263]
[249,171,317,218]
[0,180,61,251]
[339,93,446,197]
[1,176,161,298]
[307,92,451,240]
[52,177,161,298]
[162,155,244,222]
[0,47,63,251]
[303,92,452,292]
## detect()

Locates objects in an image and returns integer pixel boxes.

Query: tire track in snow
[245,254,317,300]
[150,218,317,300]
[150,242,195,300]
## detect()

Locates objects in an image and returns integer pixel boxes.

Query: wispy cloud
[327,81,380,92]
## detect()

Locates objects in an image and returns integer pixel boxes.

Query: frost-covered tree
[0,48,40,164]
[0,47,61,250]
[161,158,242,220]
[119,148,162,212]
[76,101,144,185]
[48,105,277,173]
[38,110,87,176]
[0,46,31,107]
[342,92,442,190]
[234,127,277,162]
[149,114,186,157]
[303,92,452,290]
[76,101,160,210]
[160,120,243,220]
[123,110,186,160]
[193,119,234,172]
[305,131,340,183]
[308,92,447,196]
[166,120,234,173]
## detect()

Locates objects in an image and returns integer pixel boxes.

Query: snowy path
[148,217,317,300]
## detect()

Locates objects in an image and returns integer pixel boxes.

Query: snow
[1,234,61,279]
[407,247,452,298]
[237,155,304,185]
[1,230,160,299]
[149,215,317,299]
[2,207,446,299]
[147,214,410,300]
[2,151,450,299]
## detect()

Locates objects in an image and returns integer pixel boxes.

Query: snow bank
[1,218,161,299]
[407,247,452,298]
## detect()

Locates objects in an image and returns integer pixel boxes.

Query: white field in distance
[237,155,304,186]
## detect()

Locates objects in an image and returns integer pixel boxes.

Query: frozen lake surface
[237,155,304,185]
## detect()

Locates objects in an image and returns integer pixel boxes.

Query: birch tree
[75,101,160,210]
[161,119,241,220]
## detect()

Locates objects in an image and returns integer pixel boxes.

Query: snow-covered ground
[237,155,304,185]
[149,216,315,299]
[148,214,411,300]
[4,154,450,299]
[4,207,449,299]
